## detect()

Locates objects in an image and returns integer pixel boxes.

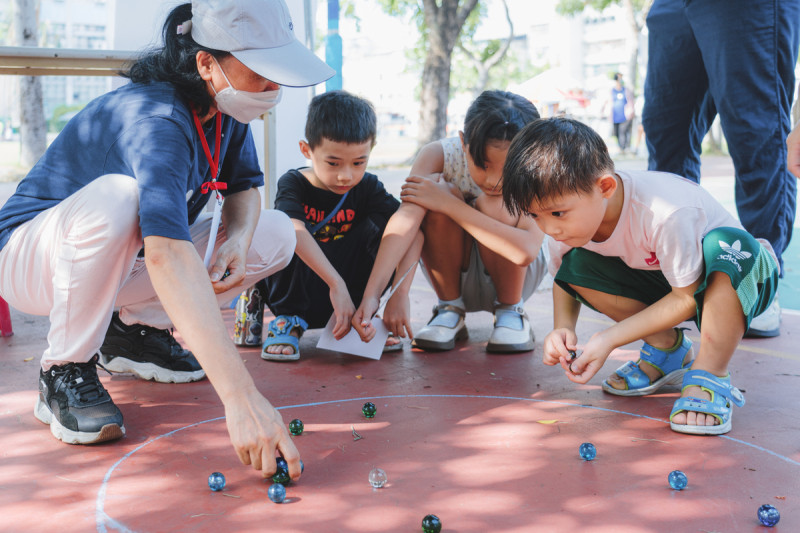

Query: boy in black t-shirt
[257,91,420,360]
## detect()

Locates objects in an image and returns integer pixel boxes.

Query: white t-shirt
[548,170,742,288]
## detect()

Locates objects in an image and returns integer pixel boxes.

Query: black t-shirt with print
[274,168,400,243]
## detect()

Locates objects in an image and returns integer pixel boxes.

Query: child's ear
[597,173,618,199]
[458,131,466,151]
[299,140,312,159]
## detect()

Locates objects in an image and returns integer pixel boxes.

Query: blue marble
[207,472,226,492]
[668,470,688,490]
[757,504,780,527]
[421,514,442,533]
[268,483,286,503]
[273,456,303,480]
[362,402,377,418]
[578,442,596,461]
[276,457,288,472]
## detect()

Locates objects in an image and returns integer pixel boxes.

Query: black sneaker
[99,312,206,383]
[34,355,125,444]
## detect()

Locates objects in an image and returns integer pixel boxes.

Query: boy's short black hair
[305,90,377,149]
[502,117,615,217]
[463,90,539,169]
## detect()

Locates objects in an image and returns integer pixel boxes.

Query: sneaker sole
[101,355,206,383]
[743,326,780,338]
[34,396,125,444]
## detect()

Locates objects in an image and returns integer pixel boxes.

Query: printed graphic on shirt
[304,205,356,242]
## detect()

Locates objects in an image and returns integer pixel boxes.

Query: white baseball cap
[190,0,335,88]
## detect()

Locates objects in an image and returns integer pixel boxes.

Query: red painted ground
[1,277,799,533]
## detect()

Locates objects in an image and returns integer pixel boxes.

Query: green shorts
[554,227,778,330]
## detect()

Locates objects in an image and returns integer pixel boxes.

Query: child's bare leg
[671,271,744,427]
[420,190,468,301]
[570,285,688,389]
[474,196,525,303]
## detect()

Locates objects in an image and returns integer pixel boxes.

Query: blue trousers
[642,0,800,270]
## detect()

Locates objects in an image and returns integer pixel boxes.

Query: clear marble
[368,467,387,488]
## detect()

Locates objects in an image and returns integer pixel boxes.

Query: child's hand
[352,296,380,342]
[564,331,615,384]
[400,175,456,213]
[543,328,578,367]
[329,284,355,340]
[382,292,413,340]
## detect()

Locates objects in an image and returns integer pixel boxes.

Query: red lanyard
[192,109,227,194]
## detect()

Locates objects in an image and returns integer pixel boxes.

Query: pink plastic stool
[0,295,13,337]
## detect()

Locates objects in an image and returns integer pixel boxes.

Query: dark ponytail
[120,3,229,116]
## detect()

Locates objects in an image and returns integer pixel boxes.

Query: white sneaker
[745,298,781,338]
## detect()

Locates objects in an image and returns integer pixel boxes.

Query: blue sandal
[669,370,745,435]
[601,329,694,396]
[261,315,308,362]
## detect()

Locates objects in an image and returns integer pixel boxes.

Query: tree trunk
[418,50,452,147]
[15,0,47,168]
[416,0,479,150]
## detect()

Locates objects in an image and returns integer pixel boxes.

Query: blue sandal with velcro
[669,370,745,435]
[601,328,694,397]
[261,315,308,362]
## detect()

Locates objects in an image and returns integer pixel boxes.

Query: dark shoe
[100,312,205,383]
[34,355,125,444]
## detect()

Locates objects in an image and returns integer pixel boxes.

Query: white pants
[0,174,295,369]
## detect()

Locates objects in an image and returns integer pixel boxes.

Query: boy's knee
[702,227,758,259]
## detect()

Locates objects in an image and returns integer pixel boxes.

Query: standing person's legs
[642,0,714,182]
[688,0,799,270]
[618,119,633,152]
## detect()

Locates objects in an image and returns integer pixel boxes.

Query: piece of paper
[316,315,389,360]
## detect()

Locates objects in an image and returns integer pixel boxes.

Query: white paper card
[316,315,389,360]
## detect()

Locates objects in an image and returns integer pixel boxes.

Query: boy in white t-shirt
[502,117,778,436]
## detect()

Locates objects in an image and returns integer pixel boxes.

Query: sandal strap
[639,328,693,376]
[681,369,745,407]
[669,396,727,423]
[493,304,527,331]
[268,315,308,337]
[427,304,465,329]
[613,360,652,390]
